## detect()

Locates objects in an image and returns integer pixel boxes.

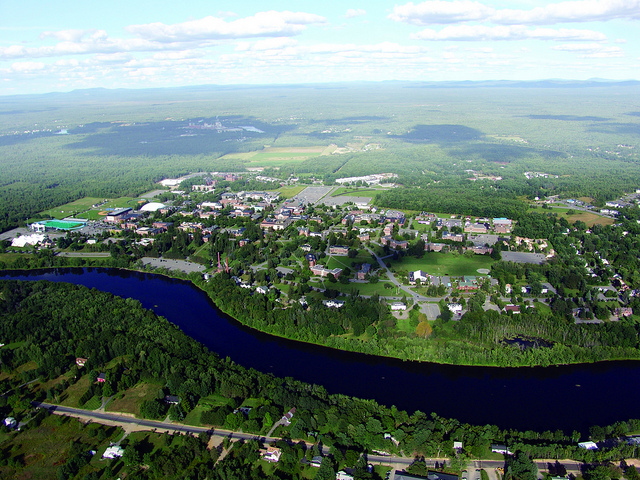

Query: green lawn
[390,252,495,276]
[106,381,163,416]
[320,280,395,296]
[36,195,145,221]
[277,185,306,199]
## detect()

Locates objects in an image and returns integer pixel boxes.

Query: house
[310,456,324,467]
[578,441,598,450]
[491,444,513,455]
[458,276,478,291]
[464,222,488,234]
[389,239,408,250]
[357,263,372,280]
[76,357,88,368]
[164,395,180,405]
[425,242,446,252]
[390,302,407,311]
[410,270,429,285]
[504,304,521,314]
[466,246,492,255]
[337,471,355,480]
[394,472,459,480]
[615,307,633,318]
[256,286,269,295]
[358,232,370,242]
[281,407,296,425]
[448,303,463,314]
[3,417,17,429]
[97,373,107,383]
[261,445,282,463]
[453,441,463,451]
[329,245,349,255]
[103,445,125,459]
[442,232,464,242]
[310,265,342,278]
[323,299,345,308]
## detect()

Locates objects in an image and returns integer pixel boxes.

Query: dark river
[2,267,638,434]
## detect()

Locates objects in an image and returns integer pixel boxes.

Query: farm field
[390,252,495,276]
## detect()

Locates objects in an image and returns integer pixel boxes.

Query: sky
[1,0,639,96]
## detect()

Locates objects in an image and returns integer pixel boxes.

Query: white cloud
[346,9,367,18]
[552,43,624,57]
[238,37,299,51]
[412,25,607,41]
[390,0,640,25]
[40,29,98,42]
[126,11,326,42]
[389,1,493,25]
[10,61,45,73]
[493,0,640,25]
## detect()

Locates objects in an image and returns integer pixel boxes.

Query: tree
[508,451,537,480]
[416,321,433,338]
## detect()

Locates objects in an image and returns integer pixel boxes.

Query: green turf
[390,252,495,276]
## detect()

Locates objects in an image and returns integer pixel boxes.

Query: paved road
[32,401,585,478]
[57,252,111,257]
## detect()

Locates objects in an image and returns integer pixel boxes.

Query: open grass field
[0,415,122,479]
[106,381,163,416]
[528,206,615,227]
[315,279,395,296]
[217,146,328,167]
[39,197,104,219]
[390,252,495,276]
[277,185,306,198]
[37,195,145,221]
[331,187,381,197]
[0,253,31,265]
[60,375,91,407]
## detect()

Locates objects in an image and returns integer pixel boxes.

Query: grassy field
[36,195,145,221]
[528,206,615,227]
[0,414,122,479]
[277,185,306,198]
[331,187,381,197]
[185,393,232,426]
[106,381,163,416]
[60,375,91,407]
[390,252,495,276]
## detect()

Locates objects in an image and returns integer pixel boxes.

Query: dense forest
[2,280,640,479]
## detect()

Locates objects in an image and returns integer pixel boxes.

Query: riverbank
[3,261,640,369]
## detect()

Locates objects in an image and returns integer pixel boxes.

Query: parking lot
[141,257,206,274]
[500,251,546,264]
[290,186,334,205]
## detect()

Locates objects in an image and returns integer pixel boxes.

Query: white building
[11,234,45,248]
[390,302,407,311]
[448,303,463,314]
[103,445,124,459]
